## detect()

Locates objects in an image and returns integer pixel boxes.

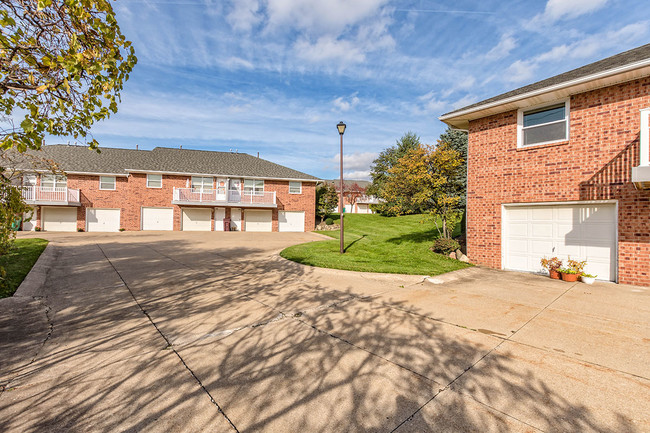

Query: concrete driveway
[0,232,648,432]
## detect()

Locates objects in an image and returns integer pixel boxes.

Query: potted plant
[540,256,562,279]
[581,273,597,285]
[560,257,586,282]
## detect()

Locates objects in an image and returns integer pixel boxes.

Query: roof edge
[124,168,319,182]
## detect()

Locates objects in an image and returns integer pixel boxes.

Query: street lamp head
[337,121,346,135]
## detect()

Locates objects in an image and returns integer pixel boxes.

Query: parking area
[1,231,648,432]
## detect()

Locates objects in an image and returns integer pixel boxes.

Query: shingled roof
[441,43,650,121]
[19,145,319,181]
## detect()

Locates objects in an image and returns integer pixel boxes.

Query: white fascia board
[124,169,319,183]
[439,59,650,126]
[24,169,128,177]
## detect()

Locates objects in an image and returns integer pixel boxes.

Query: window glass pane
[100,176,115,189]
[289,181,301,193]
[191,176,212,189]
[148,174,162,187]
[41,174,54,189]
[23,175,37,186]
[523,122,566,145]
[523,104,565,127]
[255,180,264,190]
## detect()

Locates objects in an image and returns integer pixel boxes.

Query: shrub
[77,228,84,232]
[325,217,334,225]
[540,256,562,271]
[35,226,41,232]
[119,228,126,232]
[432,238,460,255]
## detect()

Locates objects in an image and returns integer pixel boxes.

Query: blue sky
[81,0,649,179]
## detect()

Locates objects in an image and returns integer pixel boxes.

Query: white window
[41,174,67,191]
[99,176,116,190]
[23,174,37,186]
[518,100,569,147]
[147,174,162,188]
[191,176,213,191]
[244,179,264,195]
[289,181,302,194]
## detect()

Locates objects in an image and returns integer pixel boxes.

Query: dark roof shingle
[19,145,319,180]
[442,43,650,118]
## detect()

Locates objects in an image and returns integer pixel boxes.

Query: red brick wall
[467,77,650,286]
[48,174,316,233]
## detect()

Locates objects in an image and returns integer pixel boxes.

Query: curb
[13,242,56,298]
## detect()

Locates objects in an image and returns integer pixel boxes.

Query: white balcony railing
[173,188,277,207]
[21,186,80,204]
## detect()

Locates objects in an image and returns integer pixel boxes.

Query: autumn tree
[382,142,463,239]
[438,126,468,207]
[343,182,366,211]
[0,0,137,152]
[315,183,338,223]
[368,131,422,214]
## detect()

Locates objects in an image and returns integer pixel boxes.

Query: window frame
[517,99,570,148]
[99,176,116,191]
[147,173,163,188]
[41,174,67,191]
[243,178,264,196]
[289,181,302,194]
[191,176,213,191]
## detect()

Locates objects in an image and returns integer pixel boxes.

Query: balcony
[172,188,277,208]
[357,195,381,204]
[21,186,81,206]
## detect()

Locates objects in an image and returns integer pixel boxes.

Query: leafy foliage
[438,127,468,207]
[343,182,366,209]
[381,142,463,239]
[540,256,562,271]
[0,171,31,289]
[368,131,421,213]
[316,183,338,222]
[432,238,460,255]
[0,0,138,152]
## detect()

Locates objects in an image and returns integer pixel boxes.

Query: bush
[325,217,334,225]
[77,228,84,232]
[432,238,460,255]
[119,228,126,232]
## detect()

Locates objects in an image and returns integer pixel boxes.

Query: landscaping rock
[455,249,462,259]
[459,254,470,263]
[449,252,456,259]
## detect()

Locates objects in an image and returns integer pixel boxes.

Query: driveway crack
[96,244,239,433]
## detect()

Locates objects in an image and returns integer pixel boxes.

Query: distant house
[15,145,318,233]
[440,44,650,286]
[324,179,380,214]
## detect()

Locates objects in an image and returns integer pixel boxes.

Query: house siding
[467,77,650,286]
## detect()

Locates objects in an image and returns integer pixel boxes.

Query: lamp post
[337,121,346,254]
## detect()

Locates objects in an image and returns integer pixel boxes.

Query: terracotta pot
[561,272,579,282]
[549,269,561,279]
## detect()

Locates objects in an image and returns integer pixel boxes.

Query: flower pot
[561,272,579,282]
[581,276,596,285]
[549,269,561,279]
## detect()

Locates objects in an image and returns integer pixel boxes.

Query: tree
[343,182,366,212]
[315,183,338,223]
[381,142,463,239]
[368,131,421,214]
[1,0,138,152]
[438,127,468,207]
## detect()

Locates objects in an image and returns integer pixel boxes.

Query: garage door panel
[182,208,211,231]
[43,207,77,232]
[246,210,272,232]
[504,203,616,282]
[142,208,173,231]
[87,208,120,232]
[279,211,305,232]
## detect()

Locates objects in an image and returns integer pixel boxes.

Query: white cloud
[506,59,537,83]
[484,34,517,61]
[331,152,377,177]
[542,0,608,22]
[417,91,447,113]
[332,94,360,112]
[226,0,263,32]
[343,170,371,180]
[294,36,366,65]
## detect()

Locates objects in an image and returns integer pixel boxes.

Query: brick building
[324,179,379,214]
[17,145,318,233]
[440,44,650,286]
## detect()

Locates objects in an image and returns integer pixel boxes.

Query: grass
[0,238,49,298]
[280,214,471,275]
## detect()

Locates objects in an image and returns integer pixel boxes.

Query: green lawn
[280,214,471,275]
[0,238,49,298]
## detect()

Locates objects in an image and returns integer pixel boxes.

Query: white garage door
[182,208,211,231]
[245,209,272,232]
[87,208,120,232]
[42,207,77,232]
[503,203,617,281]
[142,207,174,231]
[279,211,305,232]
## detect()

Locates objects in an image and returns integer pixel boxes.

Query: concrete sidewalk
[1,232,648,432]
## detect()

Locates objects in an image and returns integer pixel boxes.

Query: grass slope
[281,214,470,275]
[0,238,48,298]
